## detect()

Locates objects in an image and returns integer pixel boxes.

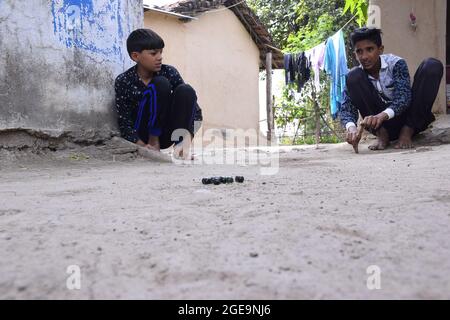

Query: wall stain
[50,0,125,63]
[0,48,117,131]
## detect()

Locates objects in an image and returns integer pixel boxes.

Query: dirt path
[1,142,450,299]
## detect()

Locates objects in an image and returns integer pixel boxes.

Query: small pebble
[235,176,245,183]
[202,178,212,185]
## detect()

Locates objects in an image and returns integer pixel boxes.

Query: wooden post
[314,100,321,148]
[266,51,274,143]
[311,83,321,148]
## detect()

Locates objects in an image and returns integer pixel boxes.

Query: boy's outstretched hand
[346,126,362,153]
[346,126,359,146]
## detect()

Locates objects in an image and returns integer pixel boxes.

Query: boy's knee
[346,67,366,87]
[421,58,444,78]
[152,76,171,93]
[174,84,196,99]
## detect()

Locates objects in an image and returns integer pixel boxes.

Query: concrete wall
[370,0,447,114]
[0,0,143,136]
[144,9,261,132]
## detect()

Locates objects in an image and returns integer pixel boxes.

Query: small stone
[235,176,245,183]
[249,252,259,258]
[17,286,27,292]
[202,178,212,185]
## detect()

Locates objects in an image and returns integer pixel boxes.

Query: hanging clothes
[324,30,349,119]
[305,42,326,92]
[295,52,311,93]
[284,54,290,84]
[284,52,311,93]
[284,53,296,85]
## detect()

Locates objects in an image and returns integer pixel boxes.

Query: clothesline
[282,13,356,119]
[265,13,358,54]
[338,13,358,34]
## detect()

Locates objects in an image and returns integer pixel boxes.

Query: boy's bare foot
[369,127,390,151]
[173,143,194,161]
[136,139,147,147]
[395,125,415,149]
[147,135,160,151]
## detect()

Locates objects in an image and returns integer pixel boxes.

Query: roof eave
[143,4,198,20]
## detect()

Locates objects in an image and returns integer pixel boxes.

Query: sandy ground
[1,141,450,300]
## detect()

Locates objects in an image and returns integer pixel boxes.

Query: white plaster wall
[370,0,446,114]
[144,9,261,132]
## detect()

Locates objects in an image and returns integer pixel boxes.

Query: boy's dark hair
[350,27,383,48]
[126,29,165,57]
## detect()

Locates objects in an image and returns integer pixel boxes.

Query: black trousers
[346,58,443,140]
[135,76,198,149]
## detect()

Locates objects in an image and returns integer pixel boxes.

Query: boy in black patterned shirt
[115,29,202,159]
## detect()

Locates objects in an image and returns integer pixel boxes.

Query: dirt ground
[1,138,450,300]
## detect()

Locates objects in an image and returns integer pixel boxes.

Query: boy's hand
[361,112,389,130]
[346,126,359,146]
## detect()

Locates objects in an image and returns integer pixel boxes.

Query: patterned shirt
[115,64,203,143]
[339,54,412,128]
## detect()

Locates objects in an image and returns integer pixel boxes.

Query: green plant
[343,0,369,27]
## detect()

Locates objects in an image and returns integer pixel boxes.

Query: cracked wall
[0,0,143,137]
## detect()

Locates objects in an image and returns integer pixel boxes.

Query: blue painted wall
[50,0,127,63]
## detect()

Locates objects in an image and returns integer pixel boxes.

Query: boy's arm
[115,78,139,143]
[339,87,359,130]
[167,65,185,89]
[386,59,412,119]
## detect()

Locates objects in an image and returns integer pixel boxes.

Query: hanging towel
[305,42,326,92]
[324,30,349,119]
